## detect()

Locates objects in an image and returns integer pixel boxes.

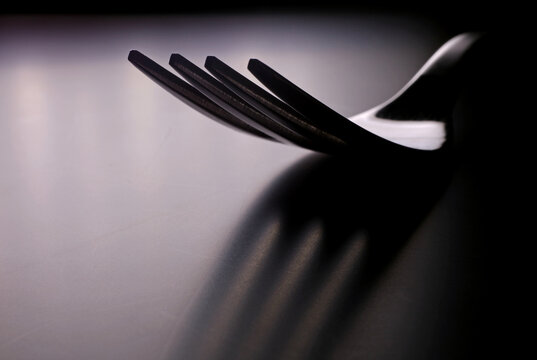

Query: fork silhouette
[128,32,481,155]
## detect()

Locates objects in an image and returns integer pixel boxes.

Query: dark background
[2,1,502,30]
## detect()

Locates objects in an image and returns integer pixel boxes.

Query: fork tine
[247,59,394,150]
[204,56,347,153]
[127,50,272,140]
[169,53,324,151]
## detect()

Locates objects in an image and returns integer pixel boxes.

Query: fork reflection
[165,148,452,360]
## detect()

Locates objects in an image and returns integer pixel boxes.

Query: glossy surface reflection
[165,149,453,360]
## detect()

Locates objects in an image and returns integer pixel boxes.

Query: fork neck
[375,32,485,122]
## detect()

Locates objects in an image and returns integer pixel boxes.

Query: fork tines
[128,51,397,155]
[128,50,271,140]
[168,53,322,151]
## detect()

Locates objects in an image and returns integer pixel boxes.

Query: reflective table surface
[0,13,519,360]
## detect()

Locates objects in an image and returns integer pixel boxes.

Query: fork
[128,32,481,155]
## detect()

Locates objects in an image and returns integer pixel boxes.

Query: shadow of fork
[164,145,454,360]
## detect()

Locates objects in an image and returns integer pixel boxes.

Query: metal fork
[128,32,481,155]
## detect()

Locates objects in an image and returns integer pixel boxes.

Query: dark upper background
[2,1,503,32]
